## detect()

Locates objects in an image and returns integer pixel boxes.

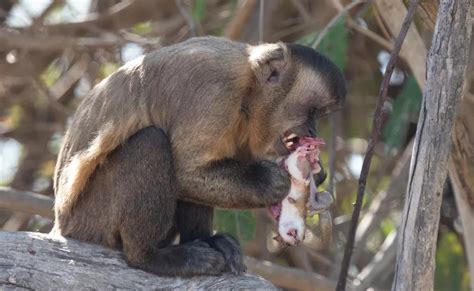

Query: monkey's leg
[177,201,213,243]
[177,159,291,209]
[110,127,227,277]
[177,201,246,274]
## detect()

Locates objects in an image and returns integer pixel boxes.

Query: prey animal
[270,136,333,246]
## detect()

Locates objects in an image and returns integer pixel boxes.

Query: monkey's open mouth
[281,132,300,151]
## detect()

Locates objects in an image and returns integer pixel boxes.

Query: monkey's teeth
[286,133,297,140]
[282,132,297,142]
[285,141,294,148]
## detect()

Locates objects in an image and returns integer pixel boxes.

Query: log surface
[0,232,276,290]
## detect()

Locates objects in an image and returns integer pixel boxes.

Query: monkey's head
[247,42,346,157]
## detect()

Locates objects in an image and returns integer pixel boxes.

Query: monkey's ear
[248,43,289,84]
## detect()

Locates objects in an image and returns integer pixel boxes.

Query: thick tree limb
[0,232,275,290]
[0,189,340,289]
[392,1,472,290]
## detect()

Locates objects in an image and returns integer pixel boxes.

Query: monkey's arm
[177,159,290,209]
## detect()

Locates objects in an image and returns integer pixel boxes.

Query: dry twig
[312,1,366,49]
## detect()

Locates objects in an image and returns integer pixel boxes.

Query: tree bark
[392,1,472,290]
[449,90,474,287]
[0,232,275,290]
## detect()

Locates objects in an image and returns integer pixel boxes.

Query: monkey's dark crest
[52,36,345,277]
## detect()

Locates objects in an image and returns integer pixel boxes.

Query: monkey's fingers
[204,234,246,275]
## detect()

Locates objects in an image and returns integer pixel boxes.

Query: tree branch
[355,230,398,289]
[0,188,341,289]
[174,0,197,37]
[0,187,54,220]
[374,0,428,89]
[38,0,176,36]
[312,1,366,49]
[0,28,128,51]
[0,232,275,289]
[245,256,354,291]
[225,0,258,40]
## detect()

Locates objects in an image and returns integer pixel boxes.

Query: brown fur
[52,36,345,276]
[54,38,291,217]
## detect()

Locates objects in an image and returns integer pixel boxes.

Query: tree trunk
[0,232,275,290]
[392,1,472,290]
[449,89,474,287]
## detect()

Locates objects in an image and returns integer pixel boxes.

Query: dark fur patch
[287,44,346,108]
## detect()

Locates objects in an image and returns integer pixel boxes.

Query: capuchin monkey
[52,36,346,277]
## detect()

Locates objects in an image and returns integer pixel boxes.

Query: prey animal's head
[246,42,346,158]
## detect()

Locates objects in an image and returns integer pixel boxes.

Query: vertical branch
[392,1,472,290]
[175,0,197,37]
[225,0,258,40]
[335,0,420,289]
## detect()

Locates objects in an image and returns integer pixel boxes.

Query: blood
[269,136,325,222]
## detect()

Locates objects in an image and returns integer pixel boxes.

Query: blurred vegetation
[0,0,472,289]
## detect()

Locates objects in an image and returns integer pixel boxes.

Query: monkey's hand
[258,160,293,203]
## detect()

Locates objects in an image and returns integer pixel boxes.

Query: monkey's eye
[268,69,279,83]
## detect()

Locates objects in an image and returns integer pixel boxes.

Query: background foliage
[0,0,471,289]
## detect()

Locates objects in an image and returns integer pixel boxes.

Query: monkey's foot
[204,234,246,275]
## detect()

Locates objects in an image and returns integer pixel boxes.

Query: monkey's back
[53,37,251,222]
